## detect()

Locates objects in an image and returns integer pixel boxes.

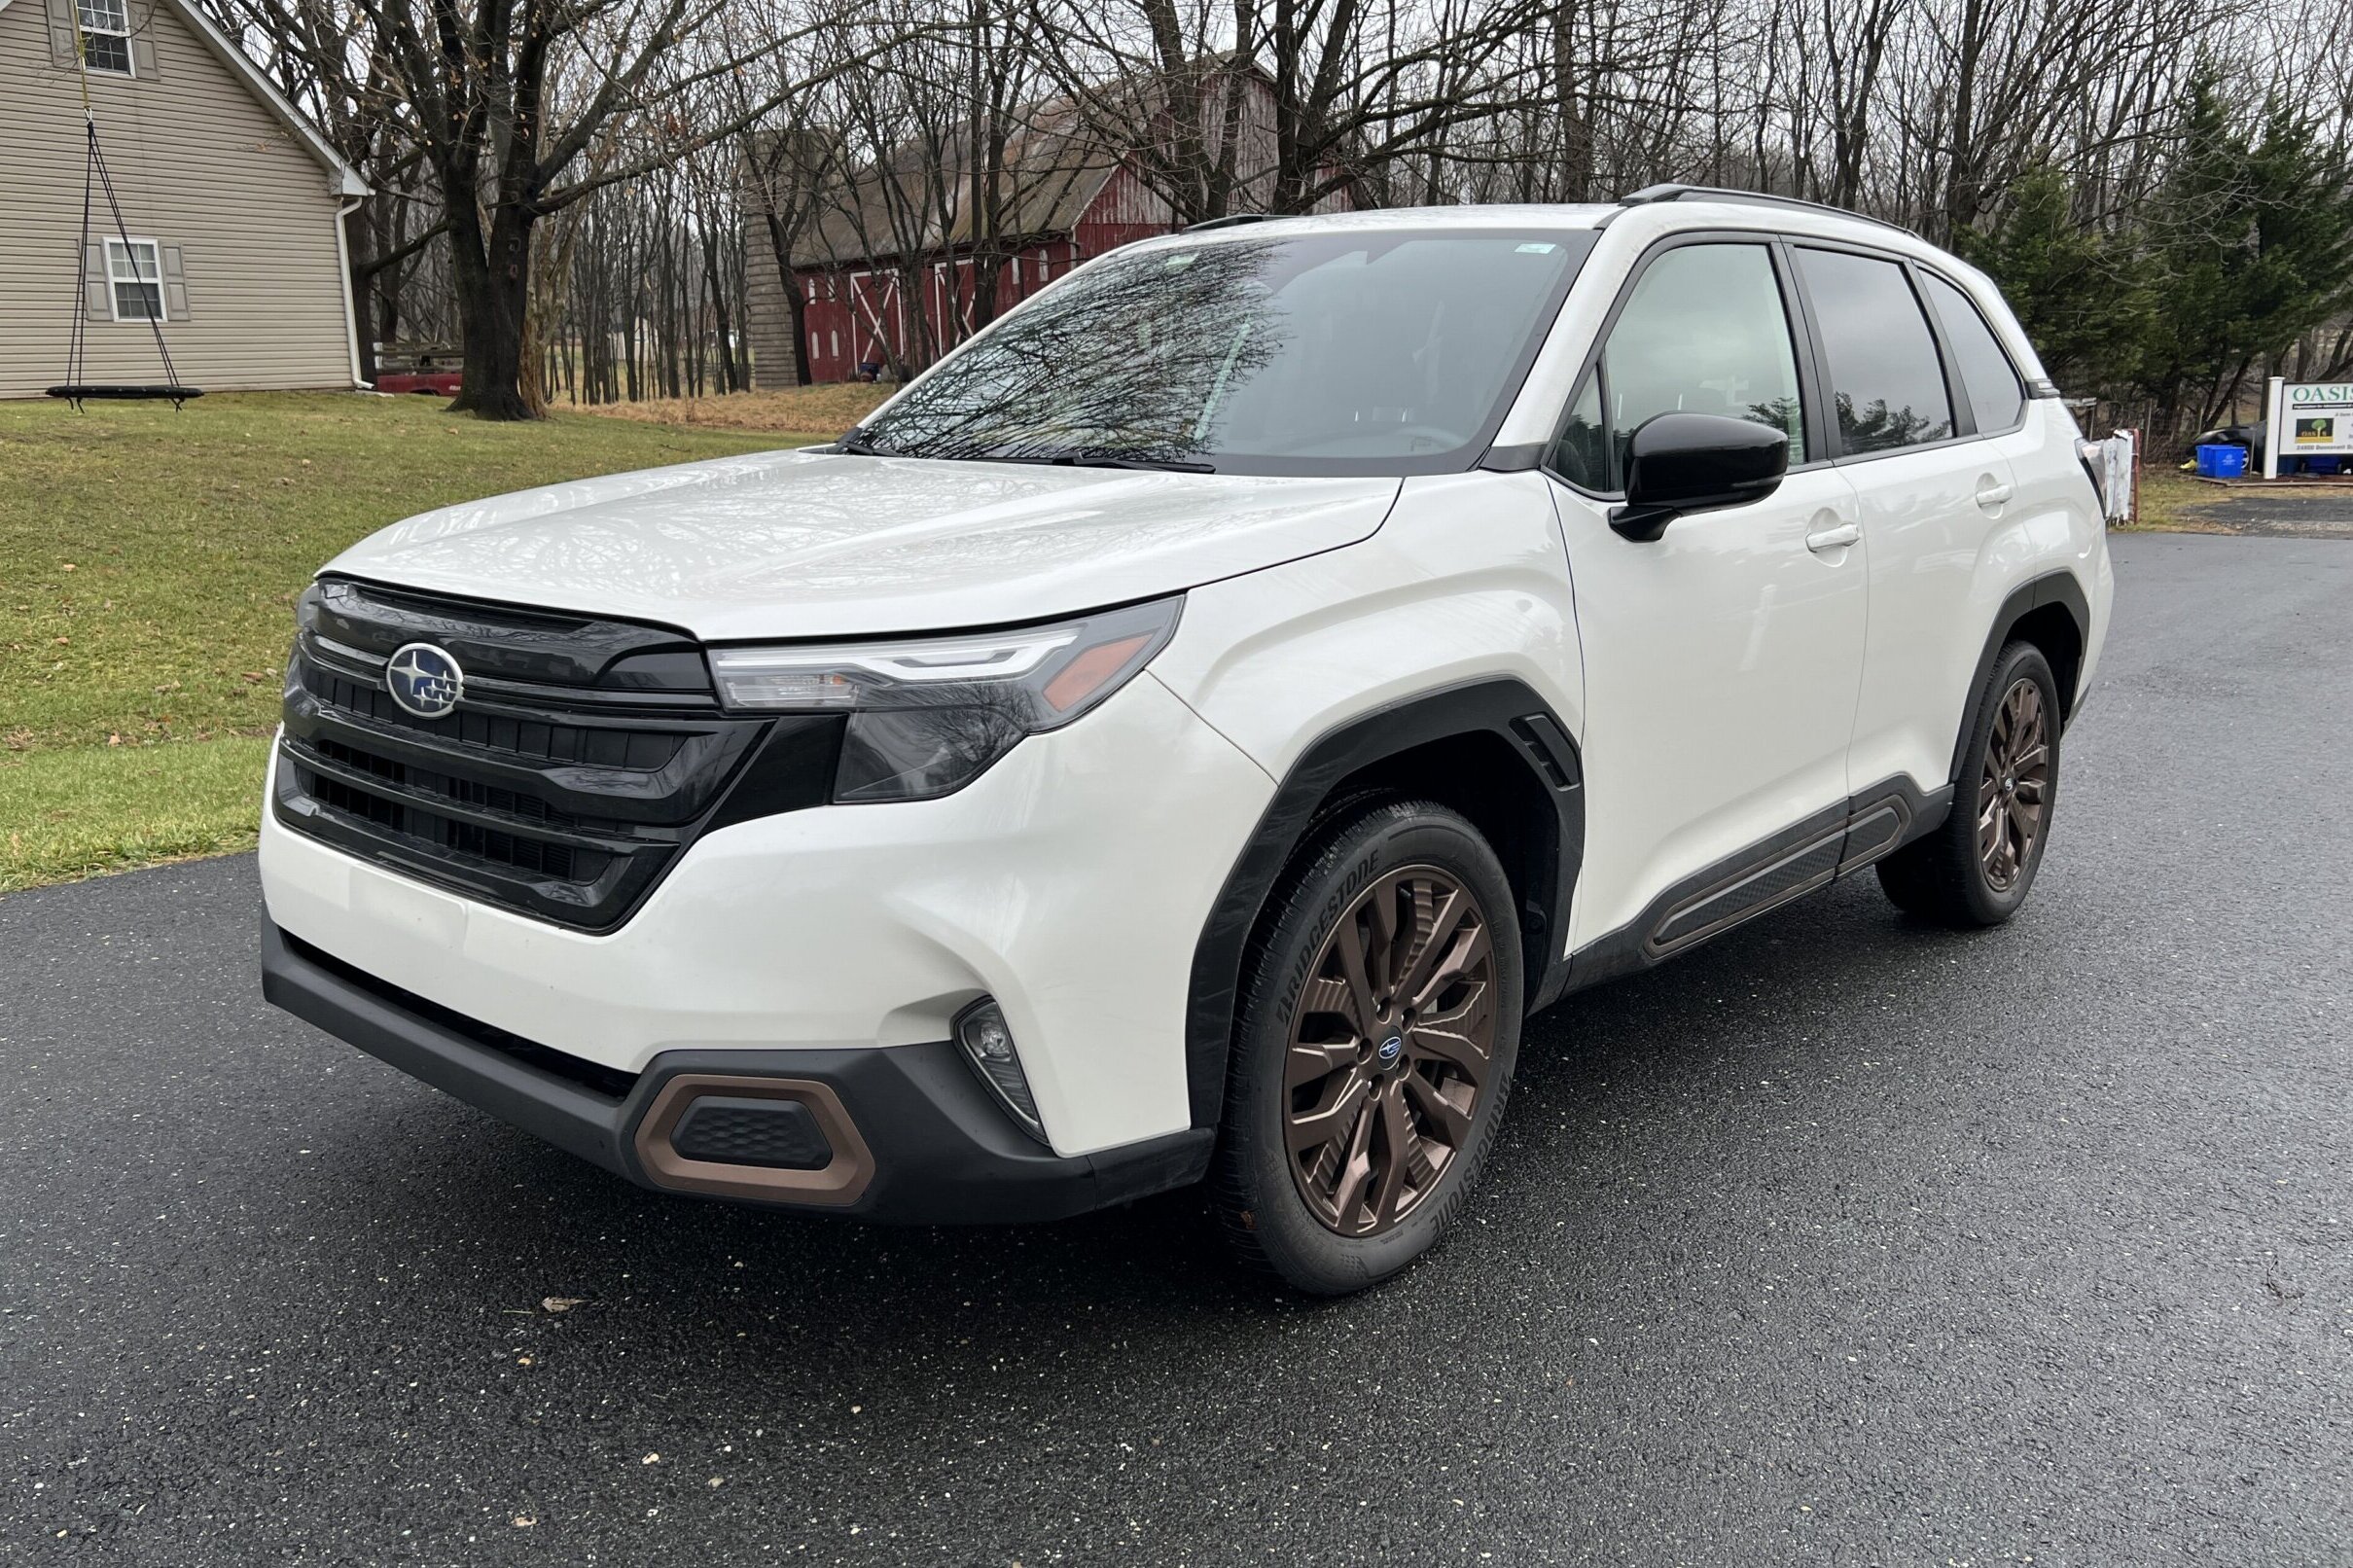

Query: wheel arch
[1183,678,1584,1129]
[1949,571,2089,785]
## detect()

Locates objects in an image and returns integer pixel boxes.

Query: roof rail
[1182,212,1283,232]
[1612,184,1919,239]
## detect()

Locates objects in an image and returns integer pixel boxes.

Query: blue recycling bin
[2195,444,2249,479]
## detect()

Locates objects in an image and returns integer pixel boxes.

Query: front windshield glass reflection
[854,231,1594,476]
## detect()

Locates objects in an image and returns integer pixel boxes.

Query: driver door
[1544,237,1868,952]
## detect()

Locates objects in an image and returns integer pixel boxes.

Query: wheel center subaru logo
[1378,1034,1405,1064]
[386,642,464,719]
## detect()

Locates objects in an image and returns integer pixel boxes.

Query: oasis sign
[2263,378,2353,471]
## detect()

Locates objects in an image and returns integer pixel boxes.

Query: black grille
[273,580,842,931]
[299,661,689,770]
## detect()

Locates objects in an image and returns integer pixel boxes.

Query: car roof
[1144,196,1923,245]
[1123,198,1976,280]
[1141,204,1619,241]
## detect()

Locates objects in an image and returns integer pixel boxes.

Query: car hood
[322,448,1400,640]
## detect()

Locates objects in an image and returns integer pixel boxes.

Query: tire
[1210,799,1523,1295]
[1876,640,2061,927]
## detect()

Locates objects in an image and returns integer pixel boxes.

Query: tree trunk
[447,204,542,421]
[761,211,813,387]
[702,238,738,393]
[1552,0,1592,204]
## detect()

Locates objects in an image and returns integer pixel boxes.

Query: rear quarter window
[1923,273,2026,434]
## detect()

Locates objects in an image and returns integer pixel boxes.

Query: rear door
[1543,236,1869,950]
[1790,244,2020,800]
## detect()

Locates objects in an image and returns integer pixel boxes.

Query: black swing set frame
[48,16,200,410]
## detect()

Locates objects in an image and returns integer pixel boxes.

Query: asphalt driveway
[2182,486,2353,539]
[3,532,2348,1566]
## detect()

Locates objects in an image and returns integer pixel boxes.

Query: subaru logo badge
[1377,1033,1405,1064]
[385,642,464,719]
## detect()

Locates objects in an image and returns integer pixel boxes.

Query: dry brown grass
[2122,470,2233,533]
[2126,466,2249,534]
[576,384,896,437]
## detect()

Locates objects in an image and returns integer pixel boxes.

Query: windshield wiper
[833,427,895,456]
[979,450,1217,474]
[1058,454,1217,474]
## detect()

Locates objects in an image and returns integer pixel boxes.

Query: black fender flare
[1182,677,1585,1129]
[1947,570,2091,784]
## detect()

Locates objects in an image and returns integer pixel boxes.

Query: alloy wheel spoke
[2014,683,2043,733]
[1335,917,1383,1039]
[1298,976,1354,1024]
[1288,1066,1372,1154]
[1404,1069,1474,1147]
[1327,1096,1379,1229]
[1394,885,1472,1006]
[1414,973,1488,1031]
[1369,1082,1413,1229]
[1409,923,1490,1014]
[1408,1013,1489,1087]
[1287,1036,1363,1089]
[1363,873,1405,994]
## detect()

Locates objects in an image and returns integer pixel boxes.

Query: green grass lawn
[1,392,805,892]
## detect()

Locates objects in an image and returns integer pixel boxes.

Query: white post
[2263,376,2285,479]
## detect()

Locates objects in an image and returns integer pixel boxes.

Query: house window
[106,237,163,320]
[77,0,133,75]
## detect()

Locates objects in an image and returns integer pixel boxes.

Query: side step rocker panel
[1561,777,1950,994]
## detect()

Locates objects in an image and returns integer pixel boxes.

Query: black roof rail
[1182,212,1283,232]
[1610,184,1919,239]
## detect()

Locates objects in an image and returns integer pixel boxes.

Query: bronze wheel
[1977,675,2050,892]
[1878,640,2061,927]
[1283,865,1497,1238]
[1214,799,1524,1293]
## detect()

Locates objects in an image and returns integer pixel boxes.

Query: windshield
[851,229,1596,476]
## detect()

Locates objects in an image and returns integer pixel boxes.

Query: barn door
[847,270,902,374]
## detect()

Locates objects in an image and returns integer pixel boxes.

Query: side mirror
[1611,412,1790,542]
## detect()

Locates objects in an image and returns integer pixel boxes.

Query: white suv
[260,190,2112,1293]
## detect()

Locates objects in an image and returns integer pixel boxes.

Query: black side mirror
[1611,412,1790,542]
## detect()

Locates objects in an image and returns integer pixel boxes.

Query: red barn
[743,83,1356,388]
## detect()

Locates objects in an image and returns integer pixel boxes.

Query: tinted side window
[1923,273,2025,433]
[1550,374,1607,489]
[1796,248,1954,454]
[1597,243,1806,488]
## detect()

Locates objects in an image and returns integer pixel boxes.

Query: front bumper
[259,673,1276,1156]
[262,923,1212,1222]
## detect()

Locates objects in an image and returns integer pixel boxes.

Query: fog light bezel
[954,997,1048,1145]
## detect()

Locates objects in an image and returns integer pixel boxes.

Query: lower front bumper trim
[260,922,1212,1224]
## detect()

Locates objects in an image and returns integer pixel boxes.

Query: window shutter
[161,246,188,319]
[46,0,80,69]
[84,244,111,322]
[129,0,158,77]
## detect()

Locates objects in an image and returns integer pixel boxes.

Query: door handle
[1975,480,2014,509]
[1804,521,1861,552]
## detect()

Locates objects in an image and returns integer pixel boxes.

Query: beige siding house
[0,0,366,398]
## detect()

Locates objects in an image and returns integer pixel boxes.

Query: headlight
[708,596,1183,802]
